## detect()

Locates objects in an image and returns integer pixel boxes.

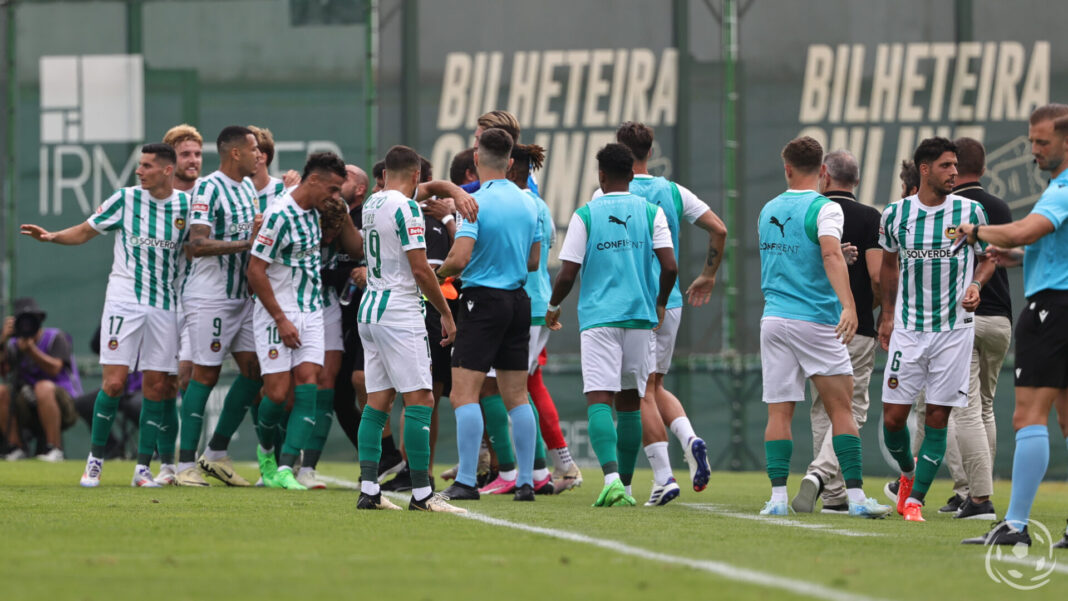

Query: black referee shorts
[452,286,531,373]
[1014,289,1068,388]
[425,300,457,396]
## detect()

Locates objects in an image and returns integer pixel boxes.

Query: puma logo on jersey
[467,300,474,312]
[1016,368,1022,378]
[1039,309,1049,323]
[608,215,632,229]
[769,216,791,237]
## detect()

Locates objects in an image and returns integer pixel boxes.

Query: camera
[14,312,42,338]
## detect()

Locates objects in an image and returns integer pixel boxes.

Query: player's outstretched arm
[877,250,900,351]
[956,213,1054,249]
[417,180,478,223]
[686,209,727,307]
[185,223,258,259]
[247,256,300,349]
[437,237,474,279]
[20,222,98,245]
[545,261,580,331]
[408,248,456,346]
[820,235,857,344]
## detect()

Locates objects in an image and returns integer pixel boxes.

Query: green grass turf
[1,461,1065,601]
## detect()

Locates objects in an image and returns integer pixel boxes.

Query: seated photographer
[0,298,82,461]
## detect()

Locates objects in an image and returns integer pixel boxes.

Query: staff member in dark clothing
[791,149,883,514]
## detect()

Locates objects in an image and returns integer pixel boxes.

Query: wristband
[547,303,560,312]
[440,214,455,225]
[971,280,983,290]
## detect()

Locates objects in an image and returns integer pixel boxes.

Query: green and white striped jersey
[87,186,192,311]
[246,176,289,211]
[250,192,323,313]
[879,194,988,331]
[185,170,260,300]
[357,189,426,326]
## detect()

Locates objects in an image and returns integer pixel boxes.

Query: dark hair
[477,128,514,171]
[781,136,823,173]
[1029,103,1068,125]
[507,143,546,188]
[216,125,253,154]
[899,160,920,195]
[141,143,176,164]
[449,148,476,185]
[913,137,957,169]
[383,145,421,174]
[953,137,985,176]
[301,151,346,181]
[616,121,654,161]
[477,110,520,143]
[372,160,385,180]
[419,156,432,183]
[596,143,635,181]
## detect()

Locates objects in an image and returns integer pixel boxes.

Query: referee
[959,103,1068,548]
[437,128,542,502]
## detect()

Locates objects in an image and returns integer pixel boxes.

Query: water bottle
[339,276,359,306]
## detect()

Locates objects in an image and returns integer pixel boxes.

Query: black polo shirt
[825,190,882,338]
[952,182,1012,320]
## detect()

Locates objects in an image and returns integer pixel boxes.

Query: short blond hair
[163,123,203,148]
[477,110,520,143]
[248,125,276,167]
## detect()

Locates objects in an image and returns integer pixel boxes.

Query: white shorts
[652,307,682,374]
[177,304,193,363]
[182,297,255,366]
[760,317,852,403]
[528,325,550,375]
[360,323,433,394]
[580,327,654,397]
[882,327,974,408]
[252,303,325,375]
[99,300,179,373]
[323,301,345,353]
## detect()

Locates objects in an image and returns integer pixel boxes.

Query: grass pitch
[1,461,1065,601]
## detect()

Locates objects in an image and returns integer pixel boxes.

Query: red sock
[528,368,566,450]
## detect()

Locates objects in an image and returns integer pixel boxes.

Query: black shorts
[1014,290,1068,388]
[341,295,365,371]
[425,300,457,395]
[451,286,531,373]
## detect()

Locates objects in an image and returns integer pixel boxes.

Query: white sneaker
[5,447,27,461]
[154,464,178,486]
[759,500,790,516]
[37,448,65,463]
[296,468,327,490]
[132,465,163,487]
[644,477,681,506]
[80,456,103,487]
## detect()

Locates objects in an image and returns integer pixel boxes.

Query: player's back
[359,189,426,326]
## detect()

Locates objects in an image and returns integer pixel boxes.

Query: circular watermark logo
[985,520,1058,591]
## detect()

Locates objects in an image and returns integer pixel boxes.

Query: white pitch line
[681,503,884,538]
[988,554,1068,576]
[319,474,887,601]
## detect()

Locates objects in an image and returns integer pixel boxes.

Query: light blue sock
[455,404,484,487]
[1004,425,1049,530]
[509,403,537,487]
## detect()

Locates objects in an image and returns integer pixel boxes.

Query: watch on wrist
[547,303,560,312]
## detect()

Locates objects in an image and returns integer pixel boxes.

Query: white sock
[533,468,550,481]
[258,445,273,455]
[770,486,788,503]
[902,470,915,480]
[361,480,380,495]
[499,469,517,482]
[203,448,226,461]
[669,417,697,448]
[177,461,195,472]
[550,447,575,471]
[644,442,673,485]
[625,484,633,496]
[88,453,103,463]
[135,463,150,473]
[277,465,292,473]
[604,472,620,486]
[160,463,176,473]
[846,488,867,504]
[905,496,922,506]
[413,486,433,502]
[298,466,314,477]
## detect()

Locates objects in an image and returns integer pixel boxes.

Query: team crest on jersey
[175,217,186,230]
[108,338,119,351]
[887,376,899,390]
[210,340,221,353]
[268,348,279,360]
[944,226,957,238]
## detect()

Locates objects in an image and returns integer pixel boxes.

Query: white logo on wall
[40,54,144,144]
